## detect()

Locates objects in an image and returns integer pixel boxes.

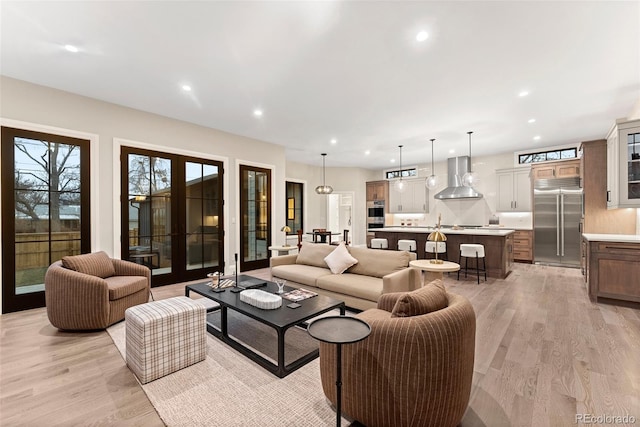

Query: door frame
[0,119,99,314]
[113,138,229,271]
[326,190,355,244]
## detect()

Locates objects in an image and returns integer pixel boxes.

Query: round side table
[409,259,460,285]
[268,245,298,256]
[307,316,371,427]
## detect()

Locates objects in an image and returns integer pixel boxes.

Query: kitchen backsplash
[389,210,533,229]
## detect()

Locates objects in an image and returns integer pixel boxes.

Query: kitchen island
[582,233,640,304]
[370,227,515,279]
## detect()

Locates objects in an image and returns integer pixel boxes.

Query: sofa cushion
[346,247,410,278]
[271,264,332,287]
[324,243,358,274]
[391,279,448,318]
[295,242,336,269]
[316,274,382,303]
[62,251,116,279]
[104,275,148,301]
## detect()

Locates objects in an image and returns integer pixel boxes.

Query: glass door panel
[185,161,222,272]
[124,150,174,282]
[240,165,271,271]
[2,127,90,313]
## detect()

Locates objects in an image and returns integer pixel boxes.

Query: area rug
[107,312,351,426]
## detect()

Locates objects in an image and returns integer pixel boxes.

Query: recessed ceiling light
[330,139,337,144]
[364,150,371,156]
[519,91,529,97]
[253,109,263,117]
[528,118,536,123]
[390,159,396,163]
[449,149,455,154]
[416,31,429,42]
[533,135,541,141]
[181,85,192,92]
[64,44,79,53]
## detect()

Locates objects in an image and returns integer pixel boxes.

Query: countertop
[370,227,515,237]
[582,233,640,243]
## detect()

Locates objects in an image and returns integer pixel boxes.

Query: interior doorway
[326,191,353,244]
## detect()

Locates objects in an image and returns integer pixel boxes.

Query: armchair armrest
[112,258,151,280]
[381,267,420,295]
[270,254,297,267]
[44,262,110,329]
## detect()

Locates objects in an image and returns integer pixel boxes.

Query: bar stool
[398,239,417,252]
[370,238,388,249]
[425,241,447,261]
[458,244,487,284]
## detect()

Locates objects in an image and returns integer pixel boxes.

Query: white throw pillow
[324,243,358,274]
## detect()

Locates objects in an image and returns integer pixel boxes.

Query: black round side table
[307,316,371,427]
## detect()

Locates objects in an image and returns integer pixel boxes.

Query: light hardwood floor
[1,264,638,426]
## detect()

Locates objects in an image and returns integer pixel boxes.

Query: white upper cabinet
[496,167,532,212]
[607,118,640,208]
[388,178,428,213]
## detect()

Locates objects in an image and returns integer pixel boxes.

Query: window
[519,148,577,164]
[285,181,303,234]
[385,168,417,179]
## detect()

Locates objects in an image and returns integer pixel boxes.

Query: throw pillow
[391,279,448,317]
[324,243,359,274]
[62,251,116,279]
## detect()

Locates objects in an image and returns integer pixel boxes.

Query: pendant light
[393,145,406,193]
[315,153,333,194]
[462,131,479,187]
[425,138,438,189]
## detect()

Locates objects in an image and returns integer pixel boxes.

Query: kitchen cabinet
[366,180,388,202]
[531,159,580,180]
[606,118,640,208]
[580,139,636,233]
[584,236,640,304]
[496,167,531,212]
[512,230,533,262]
[388,178,428,213]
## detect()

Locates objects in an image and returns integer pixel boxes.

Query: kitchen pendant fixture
[393,145,406,193]
[462,131,479,187]
[315,153,333,195]
[425,138,438,189]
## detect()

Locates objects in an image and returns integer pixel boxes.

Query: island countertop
[582,233,640,243]
[369,227,515,237]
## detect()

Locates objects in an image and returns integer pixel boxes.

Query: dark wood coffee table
[186,275,345,378]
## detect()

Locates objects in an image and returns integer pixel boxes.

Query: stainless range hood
[434,156,483,200]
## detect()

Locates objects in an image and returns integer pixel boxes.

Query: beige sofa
[270,242,420,310]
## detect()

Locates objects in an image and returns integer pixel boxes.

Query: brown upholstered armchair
[44,251,150,330]
[319,282,476,427]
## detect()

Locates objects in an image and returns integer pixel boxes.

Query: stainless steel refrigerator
[533,177,583,267]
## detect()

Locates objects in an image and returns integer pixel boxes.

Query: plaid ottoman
[125,296,206,384]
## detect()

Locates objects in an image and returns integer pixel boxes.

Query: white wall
[0,76,288,312]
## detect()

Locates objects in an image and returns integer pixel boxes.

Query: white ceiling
[1,1,639,169]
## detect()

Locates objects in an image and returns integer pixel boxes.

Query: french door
[121,147,224,286]
[1,127,90,313]
[240,165,271,271]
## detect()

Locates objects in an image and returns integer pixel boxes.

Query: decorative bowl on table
[240,289,283,310]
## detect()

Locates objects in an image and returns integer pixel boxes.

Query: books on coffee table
[282,288,318,302]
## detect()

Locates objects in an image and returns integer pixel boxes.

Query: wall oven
[367,201,385,224]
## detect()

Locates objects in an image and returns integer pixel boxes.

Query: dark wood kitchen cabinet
[585,238,640,304]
